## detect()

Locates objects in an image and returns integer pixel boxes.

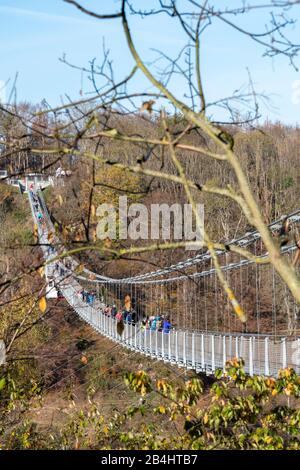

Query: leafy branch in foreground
[1,359,299,449]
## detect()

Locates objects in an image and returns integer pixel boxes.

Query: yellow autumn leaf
[103,425,109,436]
[57,194,63,206]
[33,224,38,240]
[76,264,84,273]
[91,204,96,218]
[38,267,45,278]
[39,297,47,314]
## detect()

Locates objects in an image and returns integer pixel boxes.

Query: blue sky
[1,0,300,124]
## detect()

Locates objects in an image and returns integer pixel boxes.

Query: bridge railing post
[201,334,205,370]
[100,309,103,332]
[223,335,226,372]
[168,332,171,361]
[249,337,254,376]
[161,331,165,359]
[183,332,187,366]
[211,335,215,372]
[264,337,270,376]
[155,329,158,358]
[282,338,287,369]
[139,325,142,351]
[96,309,100,331]
[110,315,114,338]
[297,338,300,374]
[240,336,244,359]
[229,335,233,358]
[107,315,111,337]
[175,331,179,363]
[192,333,195,369]
[235,336,239,358]
[131,323,134,348]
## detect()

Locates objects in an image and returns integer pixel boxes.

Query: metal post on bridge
[235,336,239,358]
[229,335,233,358]
[175,331,179,363]
[223,335,226,371]
[192,333,195,369]
[143,328,147,353]
[155,329,158,358]
[183,332,187,366]
[111,317,116,339]
[264,337,270,376]
[240,336,244,359]
[201,333,205,370]
[211,335,215,372]
[110,315,114,339]
[282,338,287,369]
[131,323,134,348]
[109,315,112,338]
[97,309,100,332]
[138,326,142,352]
[249,337,254,376]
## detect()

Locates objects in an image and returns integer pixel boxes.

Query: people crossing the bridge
[26,186,300,376]
[163,317,172,334]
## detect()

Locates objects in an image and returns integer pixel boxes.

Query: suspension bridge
[27,186,300,378]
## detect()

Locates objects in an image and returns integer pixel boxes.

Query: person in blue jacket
[163,317,172,333]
